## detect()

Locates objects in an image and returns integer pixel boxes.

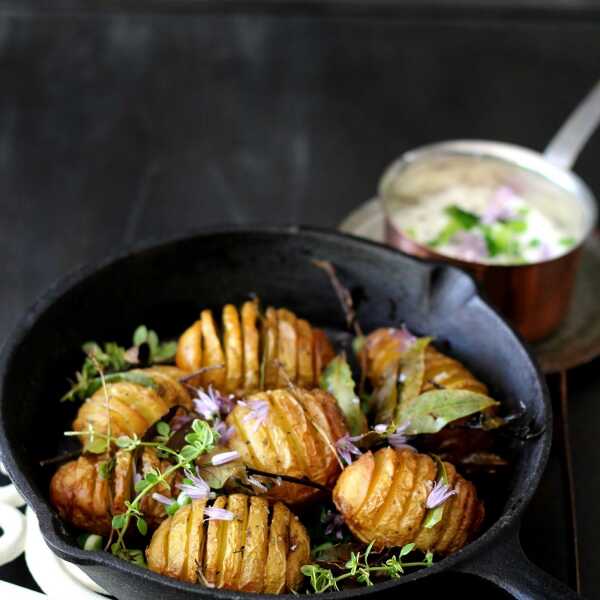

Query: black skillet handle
[453,526,579,599]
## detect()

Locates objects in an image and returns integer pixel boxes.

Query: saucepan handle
[452,526,579,599]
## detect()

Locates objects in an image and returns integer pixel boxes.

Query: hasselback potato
[50,448,179,536]
[146,494,310,594]
[225,388,347,504]
[73,366,191,442]
[333,447,484,555]
[176,301,335,394]
[361,328,488,396]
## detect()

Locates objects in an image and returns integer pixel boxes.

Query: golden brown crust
[175,302,334,396]
[72,367,191,443]
[225,388,347,505]
[146,495,310,594]
[333,448,484,556]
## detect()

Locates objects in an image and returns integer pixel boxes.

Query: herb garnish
[301,541,434,593]
[61,325,177,402]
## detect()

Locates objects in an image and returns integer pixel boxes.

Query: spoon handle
[544,79,600,171]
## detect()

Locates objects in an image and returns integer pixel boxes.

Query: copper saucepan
[380,82,600,342]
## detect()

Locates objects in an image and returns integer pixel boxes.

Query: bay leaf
[399,389,499,435]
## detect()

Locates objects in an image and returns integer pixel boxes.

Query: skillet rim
[0,224,552,597]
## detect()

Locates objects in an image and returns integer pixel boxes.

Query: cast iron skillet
[0,227,577,599]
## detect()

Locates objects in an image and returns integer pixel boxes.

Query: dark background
[0,3,599,597]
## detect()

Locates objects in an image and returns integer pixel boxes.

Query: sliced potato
[238,496,270,592]
[333,447,485,556]
[203,496,228,585]
[176,319,202,372]
[241,300,260,392]
[262,307,279,389]
[295,318,314,387]
[219,494,248,588]
[223,304,243,394]
[276,308,297,387]
[313,328,335,379]
[183,499,206,583]
[264,502,290,594]
[200,309,226,390]
[166,501,190,579]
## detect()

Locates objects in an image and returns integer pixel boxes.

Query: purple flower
[335,435,362,465]
[425,480,457,509]
[241,399,270,432]
[246,475,268,492]
[204,507,235,521]
[170,414,194,433]
[387,422,416,452]
[193,385,235,421]
[176,467,214,500]
[214,420,236,443]
[211,451,240,466]
[322,510,345,540]
[451,231,488,261]
[482,186,520,225]
[152,493,175,507]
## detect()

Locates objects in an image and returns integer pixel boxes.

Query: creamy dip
[382,154,583,265]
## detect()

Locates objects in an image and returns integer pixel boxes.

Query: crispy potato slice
[333,451,374,520]
[238,496,270,592]
[166,500,190,579]
[295,318,314,387]
[262,307,279,389]
[264,502,290,594]
[112,450,134,517]
[220,494,249,589]
[334,447,484,556]
[183,499,206,583]
[276,308,297,387]
[176,319,202,372]
[422,346,489,395]
[286,515,311,592]
[223,304,243,394]
[203,496,228,585]
[241,300,260,392]
[313,328,335,378]
[200,309,226,390]
[146,517,170,574]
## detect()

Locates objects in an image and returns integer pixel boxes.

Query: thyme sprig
[109,419,218,558]
[61,325,177,402]
[302,541,434,593]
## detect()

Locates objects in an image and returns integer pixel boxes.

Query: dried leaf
[399,389,500,435]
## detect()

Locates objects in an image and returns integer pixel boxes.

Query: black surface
[0,9,598,598]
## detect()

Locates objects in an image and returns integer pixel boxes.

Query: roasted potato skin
[146,494,310,594]
[225,388,347,505]
[333,448,485,556]
[175,301,335,395]
[72,366,191,442]
[362,328,488,395]
[49,448,178,536]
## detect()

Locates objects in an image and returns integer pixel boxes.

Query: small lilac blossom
[425,480,457,509]
[323,510,345,540]
[152,493,175,507]
[335,434,362,465]
[241,399,270,432]
[176,467,213,500]
[211,450,240,466]
[170,413,194,432]
[133,471,142,487]
[246,475,268,492]
[482,186,520,225]
[387,422,415,452]
[193,385,236,421]
[451,231,488,261]
[204,507,235,521]
[214,420,235,443]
